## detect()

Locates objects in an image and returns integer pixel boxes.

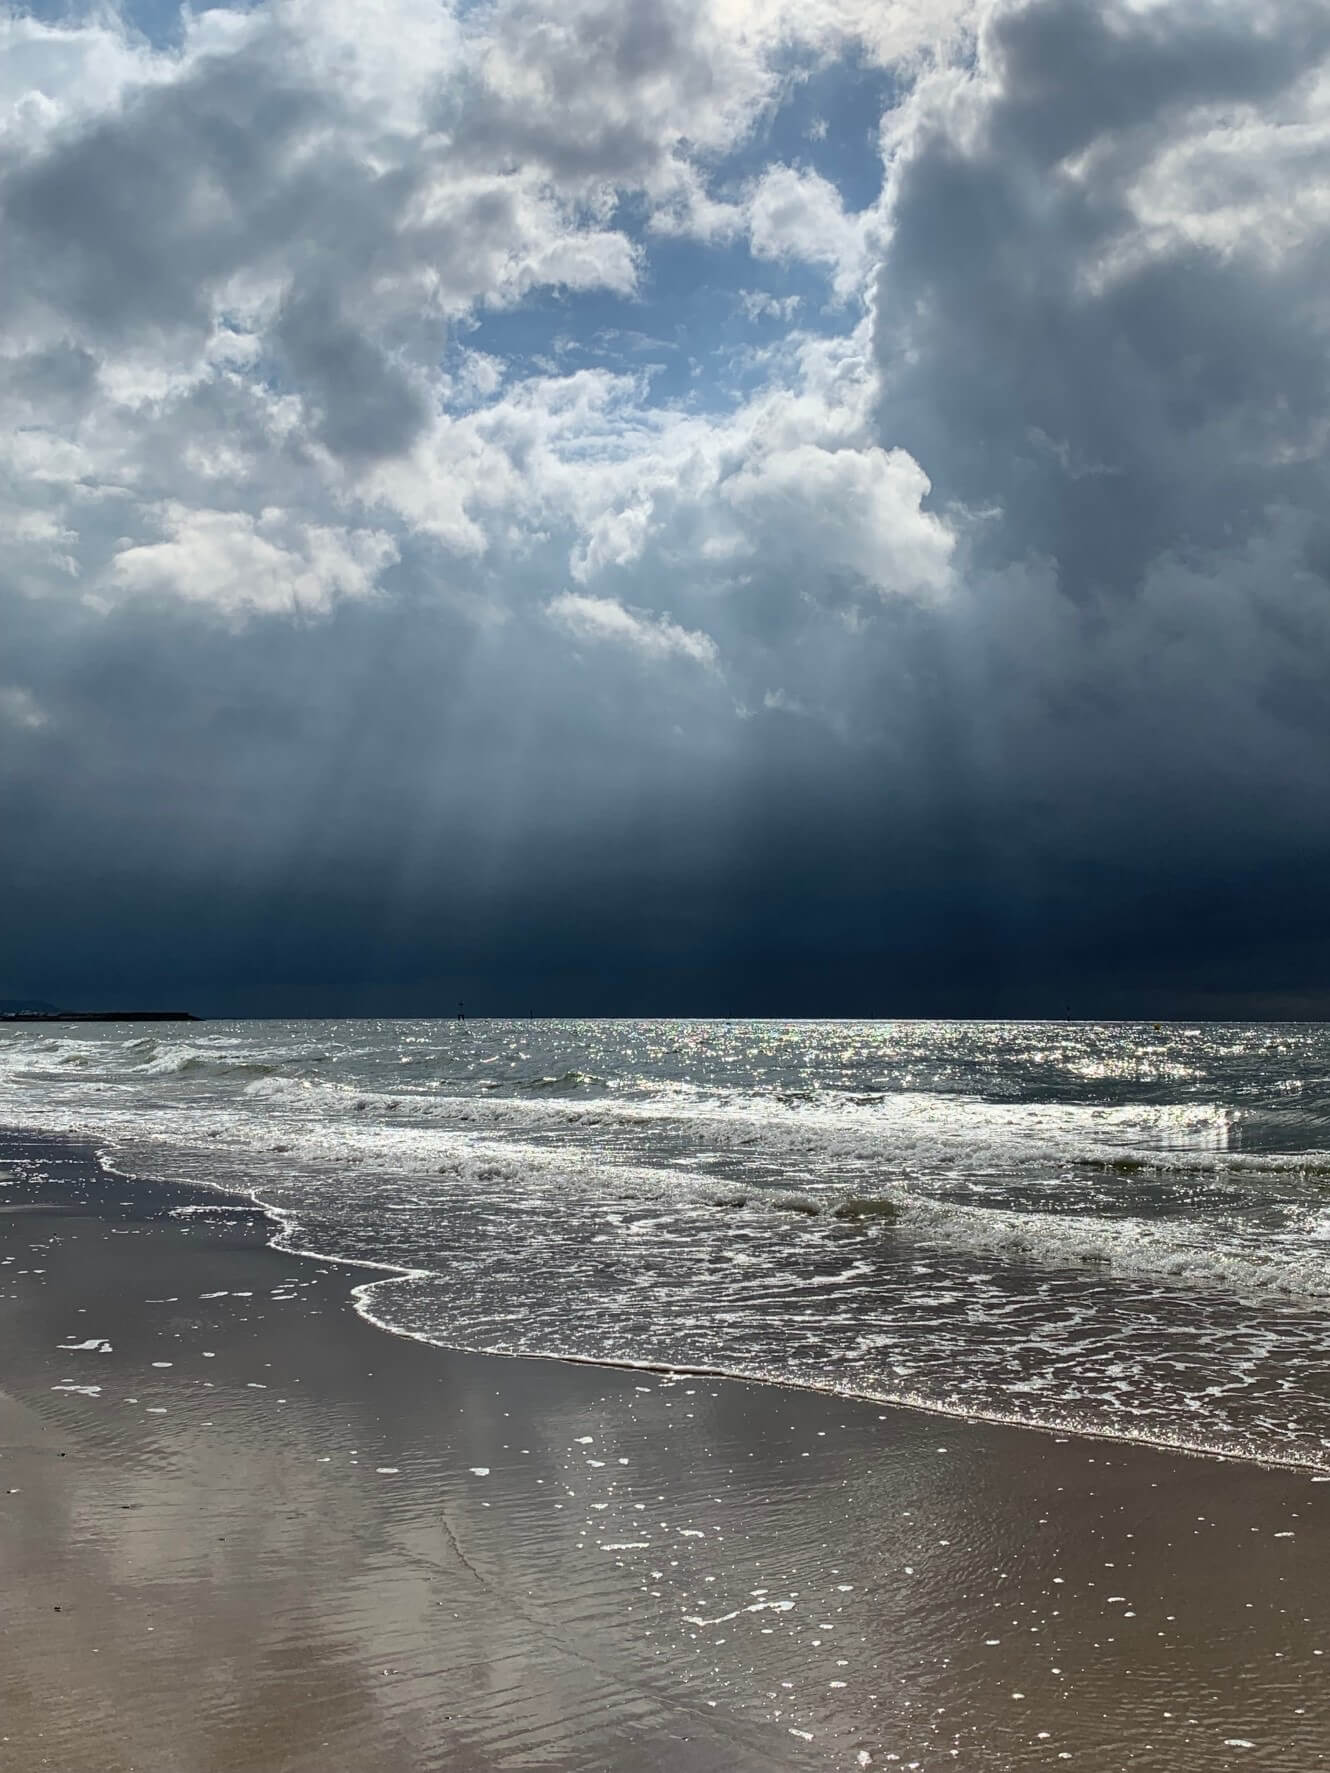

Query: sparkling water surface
[5,1018,1330,1467]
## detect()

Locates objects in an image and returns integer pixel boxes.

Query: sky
[2,0,1329,1017]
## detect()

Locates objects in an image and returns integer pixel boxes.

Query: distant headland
[0,1002,200,1023]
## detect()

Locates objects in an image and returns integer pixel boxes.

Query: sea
[4,1017,1330,1471]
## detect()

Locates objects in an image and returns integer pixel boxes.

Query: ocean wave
[4,1048,1330,1298]
[28,1093,1324,1303]
[231,1072,1330,1193]
[10,1016,1330,1473]
[509,1069,606,1092]
[166,1055,281,1079]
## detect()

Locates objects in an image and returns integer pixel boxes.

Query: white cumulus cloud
[109,506,398,618]
[546,591,720,670]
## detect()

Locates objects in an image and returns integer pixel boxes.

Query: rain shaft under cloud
[2,0,1330,1015]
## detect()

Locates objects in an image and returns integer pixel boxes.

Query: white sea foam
[6,1017,1330,1466]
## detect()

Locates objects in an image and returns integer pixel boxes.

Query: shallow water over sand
[4,1019,1330,1466]
[2,1149,1329,1772]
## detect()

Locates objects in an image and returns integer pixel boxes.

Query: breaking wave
[5,1015,1330,1466]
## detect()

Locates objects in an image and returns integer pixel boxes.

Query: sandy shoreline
[2,1135,1329,1770]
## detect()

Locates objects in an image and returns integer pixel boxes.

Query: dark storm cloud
[441,0,737,183]
[1,49,324,343]
[0,30,569,408]
[986,0,1326,159]
[275,291,429,461]
[873,0,1330,593]
[760,0,1330,1010]
[0,341,98,420]
[5,0,1330,1015]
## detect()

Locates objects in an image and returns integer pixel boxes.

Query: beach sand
[2,1135,1328,1771]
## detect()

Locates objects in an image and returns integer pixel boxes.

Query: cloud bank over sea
[3,0,1329,1012]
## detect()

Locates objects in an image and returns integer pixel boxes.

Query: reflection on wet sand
[2,1146,1329,1770]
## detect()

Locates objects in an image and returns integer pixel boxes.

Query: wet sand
[2,1136,1329,1771]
